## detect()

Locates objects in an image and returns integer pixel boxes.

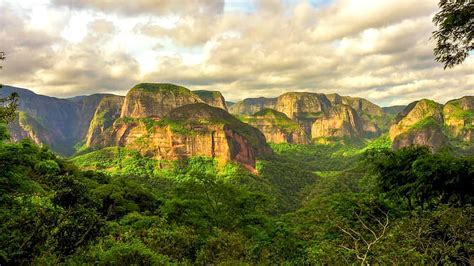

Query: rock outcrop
[274,92,332,120]
[311,104,379,139]
[85,95,125,146]
[392,123,447,151]
[229,97,277,115]
[193,90,227,110]
[241,108,310,144]
[327,94,384,117]
[230,92,386,140]
[443,96,474,142]
[389,99,446,150]
[90,103,272,171]
[120,83,203,118]
[8,111,52,147]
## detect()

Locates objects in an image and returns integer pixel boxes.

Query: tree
[0,51,19,141]
[0,52,5,68]
[0,52,18,124]
[432,0,474,68]
[0,93,18,124]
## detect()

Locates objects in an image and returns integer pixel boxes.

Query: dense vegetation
[1,127,472,264]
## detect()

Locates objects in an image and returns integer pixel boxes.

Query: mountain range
[1,84,473,170]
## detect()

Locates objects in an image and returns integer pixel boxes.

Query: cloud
[52,0,224,17]
[2,0,472,106]
[1,4,140,97]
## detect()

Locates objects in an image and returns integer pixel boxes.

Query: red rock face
[89,104,272,171]
[224,125,258,172]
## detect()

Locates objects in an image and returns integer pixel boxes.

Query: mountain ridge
[2,84,473,163]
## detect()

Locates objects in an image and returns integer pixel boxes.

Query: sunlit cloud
[0,0,472,106]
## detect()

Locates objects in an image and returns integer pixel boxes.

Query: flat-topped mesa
[229,97,277,115]
[389,99,446,151]
[120,83,203,118]
[275,92,332,120]
[241,108,310,144]
[192,90,228,110]
[443,96,474,142]
[91,103,272,171]
[311,104,379,139]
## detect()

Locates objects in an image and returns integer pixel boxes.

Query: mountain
[85,95,125,147]
[228,97,277,115]
[0,85,108,155]
[2,84,472,158]
[193,90,228,110]
[388,98,474,151]
[88,103,271,171]
[232,92,385,140]
[311,104,380,140]
[120,83,203,118]
[240,108,310,144]
[443,96,474,143]
[383,105,406,116]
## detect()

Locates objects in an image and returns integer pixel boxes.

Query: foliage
[365,146,473,209]
[0,91,19,124]
[1,128,473,264]
[432,0,474,68]
[131,83,194,97]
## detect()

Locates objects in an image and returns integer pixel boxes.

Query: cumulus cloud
[1,0,472,106]
[52,0,225,17]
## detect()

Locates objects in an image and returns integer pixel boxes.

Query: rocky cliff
[240,108,310,144]
[231,92,387,140]
[229,97,277,115]
[1,86,107,155]
[120,83,203,118]
[389,99,446,150]
[311,104,380,139]
[443,96,474,142]
[274,92,332,120]
[85,95,125,146]
[89,103,272,171]
[193,90,228,110]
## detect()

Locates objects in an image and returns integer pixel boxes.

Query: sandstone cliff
[193,90,227,110]
[241,108,310,144]
[85,95,125,146]
[275,92,332,120]
[389,99,446,150]
[229,97,277,115]
[89,103,272,171]
[392,123,447,151]
[443,96,474,142]
[311,104,380,139]
[120,83,203,118]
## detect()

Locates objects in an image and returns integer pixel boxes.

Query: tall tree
[0,52,19,123]
[432,0,474,69]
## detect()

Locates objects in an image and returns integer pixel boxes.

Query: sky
[0,0,472,106]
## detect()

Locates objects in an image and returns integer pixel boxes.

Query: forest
[1,0,473,264]
[1,123,472,264]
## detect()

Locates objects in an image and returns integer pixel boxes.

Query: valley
[1,83,472,264]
